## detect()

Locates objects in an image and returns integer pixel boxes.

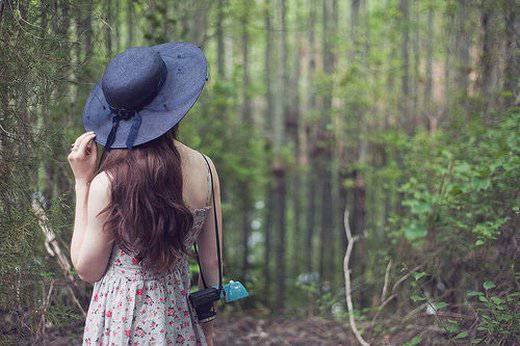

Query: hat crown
[101,47,166,111]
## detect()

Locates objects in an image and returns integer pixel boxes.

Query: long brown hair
[97,125,194,272]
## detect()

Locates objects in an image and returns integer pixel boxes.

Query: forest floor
[21,313,453,345]
[35,315,356,345]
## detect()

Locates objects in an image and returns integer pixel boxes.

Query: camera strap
[193,153,223,292]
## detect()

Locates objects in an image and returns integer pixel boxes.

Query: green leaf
[403,335,421,346]
[445,321,460,333]
[478,295,489,303]
[434,301,448,310]
[475,239,485,246]
[410,293,426,302]
[483,280,496,290]
[413,272,427,281]
[467,290,483,297]
[491,296,503,305]
[404,223,428,241]
[454,331,468,339]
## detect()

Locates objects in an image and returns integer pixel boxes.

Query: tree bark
[503,0,519,106]
[239,1,253,279]
[105,0,113,57]
[455,0,470,105]
[273,0,289,311]
[263,0,274,307]
[399,0,410,132]
[127,0,134,47]
[318,0,336,287]
[289,1,303,276]
[304,0,317,275]
[424,3,434,130]
[216,0,226,79]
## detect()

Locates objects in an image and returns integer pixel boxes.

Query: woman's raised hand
[68,131,98,184]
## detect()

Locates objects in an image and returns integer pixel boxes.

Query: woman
[68,42,222,345]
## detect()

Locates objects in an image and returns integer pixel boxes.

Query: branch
[32,196,86,316]
[380,260,392,303]
[370,264,423,327]
[343,209,370,346]
[37,278,55,338]
[0,0,5,26]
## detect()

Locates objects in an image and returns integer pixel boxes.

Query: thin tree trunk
[424,3,434,130]
[216,0,226,79]
[318,0,336,287]
[290,1,303,276]
[412,0,420,128]
[114,0,120,52]
[127,0,134,47]
[503,0,519,106]
[105,0,113,57]
[240,3,252,279]
[304,0,317,275]
[274,0,289,311]
[455,0,470,106]
[263,0,274,307]
[399,0,410,132]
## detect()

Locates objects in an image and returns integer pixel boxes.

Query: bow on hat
[103,58,168,151]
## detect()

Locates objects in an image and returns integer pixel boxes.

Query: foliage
[0,0,518,344]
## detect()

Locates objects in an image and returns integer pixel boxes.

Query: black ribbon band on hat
[103,59,168,151]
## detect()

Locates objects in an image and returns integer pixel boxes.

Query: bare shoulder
[89,171,111,199]
[174,140,218,175]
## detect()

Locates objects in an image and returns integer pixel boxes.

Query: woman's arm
[196,155,223,346]
[68,132,113,283]
[73,173,114,283]
[70,179,90,268]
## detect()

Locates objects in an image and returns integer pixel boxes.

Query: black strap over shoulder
[193,153,223,291]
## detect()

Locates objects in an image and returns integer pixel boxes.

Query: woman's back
[176,141,213,212]
[82,142,213,345]
[71,42,220,345]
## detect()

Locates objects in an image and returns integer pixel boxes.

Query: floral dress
[82,205,211,346]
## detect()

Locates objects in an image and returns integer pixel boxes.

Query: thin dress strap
[203,153,212,207]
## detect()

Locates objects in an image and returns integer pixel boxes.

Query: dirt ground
[35,315,354,345]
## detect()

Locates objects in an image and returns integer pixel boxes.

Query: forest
[0,0,519,345]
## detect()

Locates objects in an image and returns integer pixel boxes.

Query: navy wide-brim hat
[83,42,208,150]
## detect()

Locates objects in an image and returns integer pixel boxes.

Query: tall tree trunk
[349,0,368,306]
[114,0,120,52]
[55,0,72,199]
[289,1,303,276]
[424,3,434,131]
[477,0,501,113]
[503,0,519,106]
[412,0,420,128]
[273,0,289,311]
[105,0,113,57]
[455,0,470,107]
[262,0,274,307]
[216,0,226,79]
[127,0,134,47]
[304,0,317,275]
[399,0,410,132]
[443,7,455,121]
[318,0,336,288]
[239,2,253,280]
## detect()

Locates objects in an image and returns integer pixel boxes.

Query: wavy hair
[96,125,194,272]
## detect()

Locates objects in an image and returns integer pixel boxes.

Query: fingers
[77,132,97,155]
[72,131,95,149]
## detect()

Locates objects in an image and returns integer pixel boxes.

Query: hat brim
[82,42,207,149]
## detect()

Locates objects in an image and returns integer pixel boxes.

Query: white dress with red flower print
[82,205,210,346]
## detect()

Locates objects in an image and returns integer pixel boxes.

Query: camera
[188,287,222,322]
[190,154,249,323]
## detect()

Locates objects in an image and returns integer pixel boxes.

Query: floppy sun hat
[82,42,208,150]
